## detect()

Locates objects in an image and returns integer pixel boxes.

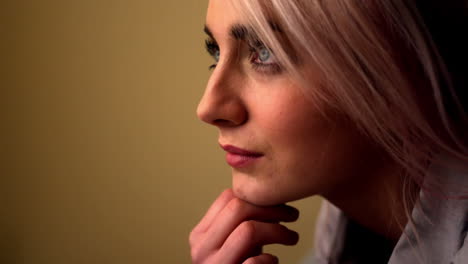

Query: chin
[233,188,277,206]
[232,177,303,206]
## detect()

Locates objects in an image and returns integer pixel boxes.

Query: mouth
[220,144,263,168]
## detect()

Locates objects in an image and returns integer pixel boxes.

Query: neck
[323,158,420,243]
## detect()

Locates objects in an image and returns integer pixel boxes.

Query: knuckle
[237,220,256,241]
[191,222,203,236]
[226,197,248,215]
[218,188,235,204]
[190,245,203,264]
[221,188,234,198]
[243,259,257,264]
[188,236,195,248]
[188,229,198,246]
[190,247,198,262]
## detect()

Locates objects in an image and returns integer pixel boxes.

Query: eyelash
[204,39,282,75]
[205,39,219,70]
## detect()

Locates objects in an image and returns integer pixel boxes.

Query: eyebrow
[203,25,214,38]
[203,22,283,41]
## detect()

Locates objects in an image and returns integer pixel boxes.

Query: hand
[189,189,299,264]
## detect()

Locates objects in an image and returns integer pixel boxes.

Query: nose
[196,66,248,127]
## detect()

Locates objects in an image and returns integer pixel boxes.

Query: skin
[190,0,416,263]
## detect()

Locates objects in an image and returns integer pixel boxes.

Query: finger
[202,198,299,250]
[192,188,235,234]
[243,253,279,264]
[248,246,263,258]
[220,221,299,264]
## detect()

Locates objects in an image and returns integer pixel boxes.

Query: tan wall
[3,1,321,263]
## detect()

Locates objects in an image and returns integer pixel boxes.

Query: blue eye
[214,50,220,62]
[250,45,282,74]
[251,46,276,65]
[258,47,271,62]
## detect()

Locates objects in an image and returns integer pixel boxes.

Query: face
[198,0,385,206]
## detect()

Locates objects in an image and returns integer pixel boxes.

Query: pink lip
[220,144,263,168]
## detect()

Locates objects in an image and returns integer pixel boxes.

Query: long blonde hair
[228,0,468,194]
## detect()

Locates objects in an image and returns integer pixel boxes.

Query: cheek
[236,91,341,205]
[260,92,335,160]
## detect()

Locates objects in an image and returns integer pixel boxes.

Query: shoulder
[389,154,468,263]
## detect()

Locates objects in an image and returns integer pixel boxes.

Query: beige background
[3,1,321,263]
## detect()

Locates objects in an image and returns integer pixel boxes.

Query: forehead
[206,0,243,38]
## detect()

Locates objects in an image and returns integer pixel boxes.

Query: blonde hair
[229,0,468,193]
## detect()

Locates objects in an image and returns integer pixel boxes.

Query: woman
[189,0,468,263]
